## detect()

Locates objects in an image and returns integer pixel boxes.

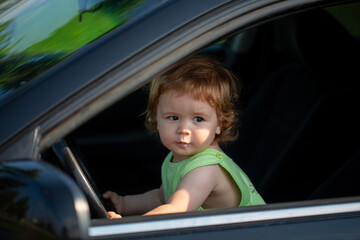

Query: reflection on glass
[0,0,161,101]
[0,164,40,221]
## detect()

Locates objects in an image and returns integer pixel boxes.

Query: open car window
[38,1,360,239]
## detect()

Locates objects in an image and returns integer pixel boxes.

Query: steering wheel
[52,140,115,219]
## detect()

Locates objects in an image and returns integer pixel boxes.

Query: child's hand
[103,191,124,214]
[107,211,122,219]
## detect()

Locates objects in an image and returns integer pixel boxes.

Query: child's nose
[177,123,191,135]
[178,128,191,135]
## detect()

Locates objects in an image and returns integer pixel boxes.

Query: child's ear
[216,125,221,135]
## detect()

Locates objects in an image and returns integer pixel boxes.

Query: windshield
[0,0,167,101]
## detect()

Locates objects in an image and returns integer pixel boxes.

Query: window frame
[79,0,360,238]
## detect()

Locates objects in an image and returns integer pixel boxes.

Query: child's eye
[168,116,179,121]
[193,117,204,122]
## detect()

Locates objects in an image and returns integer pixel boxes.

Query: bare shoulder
[178,164,222,191]
[202,165,242,209]
[185,164,223,180]
[178,164,241,209]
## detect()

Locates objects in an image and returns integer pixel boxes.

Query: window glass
[325,2,360,40]
[0,0,167,101]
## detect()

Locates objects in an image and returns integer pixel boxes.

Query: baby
[103,55,264,218]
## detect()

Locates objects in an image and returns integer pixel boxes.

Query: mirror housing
[0,160,90,239]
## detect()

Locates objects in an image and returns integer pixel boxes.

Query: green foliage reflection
[0,0,147,99]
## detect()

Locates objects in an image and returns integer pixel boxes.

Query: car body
[1,0,360,239]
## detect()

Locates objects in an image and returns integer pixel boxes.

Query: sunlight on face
[156,92,221,162]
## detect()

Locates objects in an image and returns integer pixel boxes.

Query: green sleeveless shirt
[161,148,265,209]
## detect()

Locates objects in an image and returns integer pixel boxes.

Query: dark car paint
[0,161,90,239]
[0,0,360,239]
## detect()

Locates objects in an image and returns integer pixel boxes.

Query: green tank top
[161,148,265,210]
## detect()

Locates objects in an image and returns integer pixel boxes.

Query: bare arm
[124,187,164,215]
[103,185,164,217]
[104,165,220,217]
[144,165,219,216]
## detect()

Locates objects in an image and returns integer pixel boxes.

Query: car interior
[41,2,360,219]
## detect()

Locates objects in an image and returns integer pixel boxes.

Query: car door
[1,0,360,239]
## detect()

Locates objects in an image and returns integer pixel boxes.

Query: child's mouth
[177,140,189,146]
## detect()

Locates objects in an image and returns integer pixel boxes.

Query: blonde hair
[145,55,241,143]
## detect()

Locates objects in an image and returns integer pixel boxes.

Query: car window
[37,3,360,238]
[227,2,360,203]
[0,0,168,101]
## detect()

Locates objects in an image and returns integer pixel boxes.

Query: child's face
[156,91,221,163]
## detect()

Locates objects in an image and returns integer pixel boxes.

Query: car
[1,0,360,239]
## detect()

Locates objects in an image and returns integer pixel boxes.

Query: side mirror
[0,160,90,239]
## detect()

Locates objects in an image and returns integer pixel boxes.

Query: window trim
[89,200,360,237]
